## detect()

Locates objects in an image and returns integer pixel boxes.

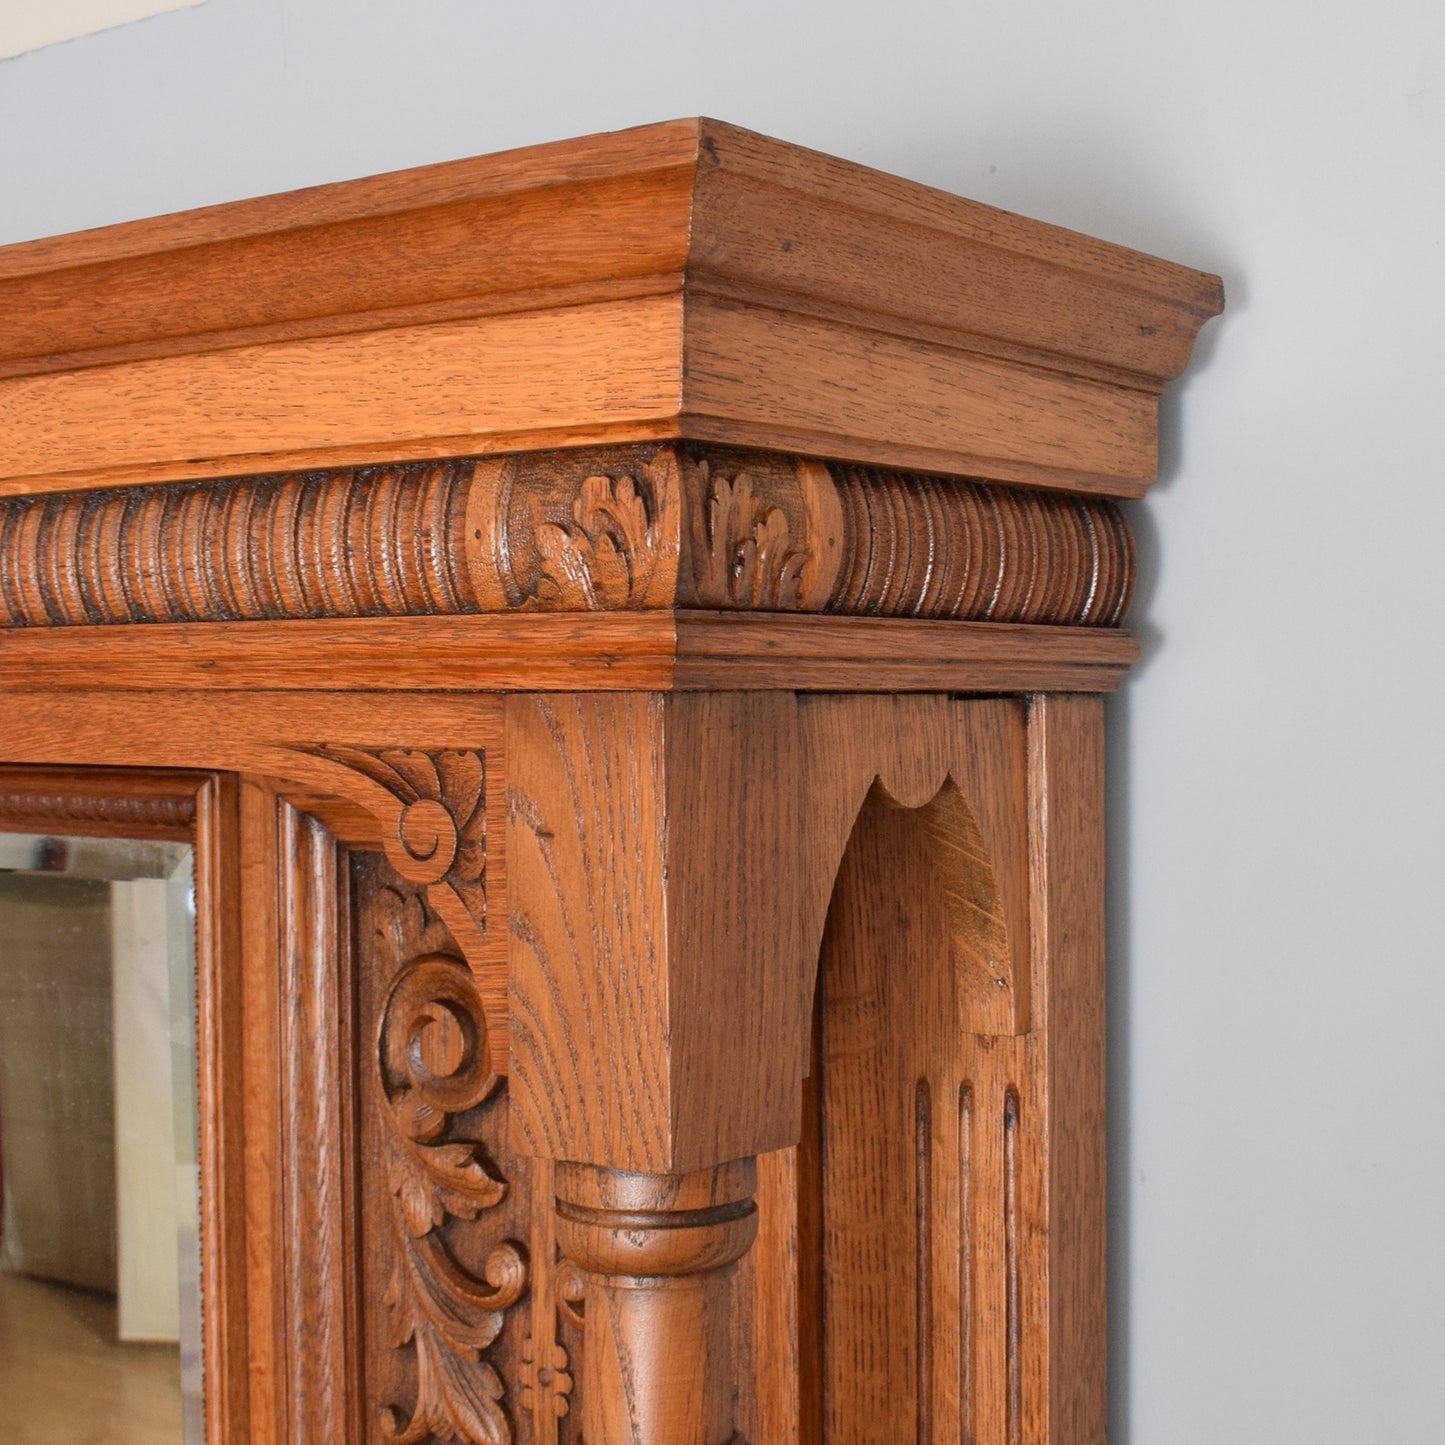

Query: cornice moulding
[0,119,1222,500]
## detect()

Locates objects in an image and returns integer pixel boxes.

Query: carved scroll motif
[375,909,527,1445]
[299,746,486,955]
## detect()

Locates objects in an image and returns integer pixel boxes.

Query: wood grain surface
[0,445,1133,629]
[0,611,1138,694]
[555,1161,758,1445]
[0,764,200,838]
[505,691,804,1174]
[0,113,1192,1445]
[725,695,1109,1444]
[0,119,1221,497]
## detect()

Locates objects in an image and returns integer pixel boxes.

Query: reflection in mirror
[0,833,201,1443]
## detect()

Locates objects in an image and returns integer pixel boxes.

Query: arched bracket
[859,775,1027,1038]
[275,741,506,1076]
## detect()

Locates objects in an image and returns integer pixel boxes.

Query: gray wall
[5,3,1444,1439]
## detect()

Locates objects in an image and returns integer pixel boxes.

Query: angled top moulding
[0,118,1222,500]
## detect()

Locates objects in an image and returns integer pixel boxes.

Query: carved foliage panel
[355,859,582,1445]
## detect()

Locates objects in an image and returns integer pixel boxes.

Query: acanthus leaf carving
[693,463,812,610]
[475,448,682,613]
[377,937,528,1445]
[534,473,654,609]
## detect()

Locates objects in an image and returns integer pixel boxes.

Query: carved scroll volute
[681,453,843,611]
[296,745,486,943]
[376,936,528,1445]
[468,448,683,610]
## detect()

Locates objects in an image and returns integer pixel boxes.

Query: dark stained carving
[826,461,1134,625]
[0,444,1133,631]
[0,462,476,628]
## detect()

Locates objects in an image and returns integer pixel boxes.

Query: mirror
[0,831,202,1443]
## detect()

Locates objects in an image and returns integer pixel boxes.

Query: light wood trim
[1029,694,1109,1441]
[681,296,1160,497]
[0,118,1221,498]
[0,300,684,497]
[0,611,1137,694]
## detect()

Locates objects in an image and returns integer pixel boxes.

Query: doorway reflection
[0,833,201,1443]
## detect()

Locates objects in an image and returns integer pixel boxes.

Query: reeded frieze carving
[0,445,1133,630]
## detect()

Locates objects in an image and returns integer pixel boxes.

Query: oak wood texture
[0,687,1111,1445]
[0,445,1135,631]
[0,610,1139,694]
[505,691,805,1173]
[0,115,1215,1445]
[734,694,1106,1445]
[0,120,1221,498]
[555,1161,758,1445]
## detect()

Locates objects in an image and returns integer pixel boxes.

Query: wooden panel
[274,802,361,1443]
[0,121,702,287]
[505,691,807,1173]
[192,773,249,1445]
[0,300,683,495]
[692,119,1224,387]
[731,694,1109,1444]
[0,120,1220,496]
[1030,695,1108,1443]
[0,612,1137,694]
[807,700,1039,1445]
[504,692,674,1170]
[682,298,1161,497]
[0,170,695,380]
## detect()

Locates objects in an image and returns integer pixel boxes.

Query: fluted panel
[827,464,1133,625]
[0,462,475,628]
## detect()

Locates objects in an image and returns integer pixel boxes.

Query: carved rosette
[0,443,1134,631]
[376,934,527,1445]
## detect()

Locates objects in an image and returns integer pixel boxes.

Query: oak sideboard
[0,119,1221,1444]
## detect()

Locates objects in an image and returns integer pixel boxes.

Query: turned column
[555,1162,758,1445]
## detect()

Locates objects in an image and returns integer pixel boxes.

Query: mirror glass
[0,832,202,1443]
